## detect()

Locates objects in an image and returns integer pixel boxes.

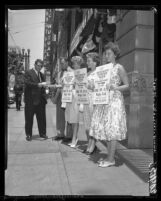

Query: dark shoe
[40,134,48,139]
[53,136,64,141]
[62,138,72,143]
[26,135,32,141]
[82,148,88,153]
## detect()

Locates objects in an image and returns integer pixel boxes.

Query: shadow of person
[31,134,48,141]
[76,140,88,151]
[88,152,107,164]
[115,154,124,167]
[61,139,88,151]
[87,151,124,167]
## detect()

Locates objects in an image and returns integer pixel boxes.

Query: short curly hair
[71,56,84,66]
[104,42,120,58]
[86,52,100,67]
[35,59,43,66]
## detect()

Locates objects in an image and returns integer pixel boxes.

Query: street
[5,100,150,196]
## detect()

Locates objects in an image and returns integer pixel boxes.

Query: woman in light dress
[82,52,100,154]
[89,42,129,167]
[65,56,84,148]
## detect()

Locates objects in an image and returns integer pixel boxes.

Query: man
[24,59,48,141]
[53,57,73,142]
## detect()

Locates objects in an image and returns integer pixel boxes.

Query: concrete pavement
[5,100,150,196]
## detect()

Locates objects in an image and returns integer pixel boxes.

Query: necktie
[38,72,41,82]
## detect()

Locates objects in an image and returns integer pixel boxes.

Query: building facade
[43,8,154,149]
[116,10,154,148]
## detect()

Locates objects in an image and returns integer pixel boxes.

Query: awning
[70,9,94,55]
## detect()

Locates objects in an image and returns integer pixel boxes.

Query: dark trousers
[15,93,22,110]
[66,122,73,139]
[25,103,46,137]
[56,94,65,137]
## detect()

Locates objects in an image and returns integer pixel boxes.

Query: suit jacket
[24,69,47,105]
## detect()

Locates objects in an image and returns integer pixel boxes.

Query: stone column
[116,10,154,148]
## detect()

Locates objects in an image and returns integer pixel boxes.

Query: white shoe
[98,160,115,167]
[70,139,78,148]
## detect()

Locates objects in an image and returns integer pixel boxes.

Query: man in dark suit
[24,59,48,141]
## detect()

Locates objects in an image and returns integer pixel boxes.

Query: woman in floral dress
[89,42,129,167]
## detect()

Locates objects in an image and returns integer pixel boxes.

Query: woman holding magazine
[89,42,129,167]
[65,56,84,148]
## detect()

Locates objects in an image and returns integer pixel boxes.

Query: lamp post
[27,49,30,69]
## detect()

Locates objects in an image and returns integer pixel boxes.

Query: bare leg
[88,137,96,153]
[85,130,93,151]
[85,129,90,142]
[71,123,79,144]
[106,140,117,162]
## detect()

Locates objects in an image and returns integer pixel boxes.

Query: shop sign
[43,9,53,70]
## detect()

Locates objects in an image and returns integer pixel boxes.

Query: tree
[8,50,24,73]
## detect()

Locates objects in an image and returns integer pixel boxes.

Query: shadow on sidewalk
[61,140,88,151]
[31,134,51,141]
[87,149,124,167]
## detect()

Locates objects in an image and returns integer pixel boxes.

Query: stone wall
[116,10,154,148]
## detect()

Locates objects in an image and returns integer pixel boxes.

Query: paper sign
[61,71,75,103]
[75,83,89,104]
[95,63,113,81]
[93,80,109,104]
[74,68,88,104]
[74,68,87,84]
[93,63,113,105]
[62,84,73,103]
[63,71,75,84]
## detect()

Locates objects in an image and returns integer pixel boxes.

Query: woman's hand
[87,80,94,91]
[106,84,117,91]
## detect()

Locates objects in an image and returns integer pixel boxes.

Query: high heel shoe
[86,146,97,155]
[70,139,78,148]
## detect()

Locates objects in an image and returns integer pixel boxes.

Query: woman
[53,57,71,141]
[65,56,84,148]
[82,52,100,154]
[89,42,129,167]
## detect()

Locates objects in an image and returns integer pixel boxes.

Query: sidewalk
[5,100,150,196]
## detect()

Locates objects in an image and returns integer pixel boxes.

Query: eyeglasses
[37,64,43,67]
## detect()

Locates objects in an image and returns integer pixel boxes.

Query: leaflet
[93,63,113,105]
[74,68,88,104]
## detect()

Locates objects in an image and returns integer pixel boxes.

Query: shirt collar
[33,68,39,75]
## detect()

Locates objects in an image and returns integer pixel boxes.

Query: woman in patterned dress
[89,42,129,167]
[82,52,100,154]
[65,56,84,148]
